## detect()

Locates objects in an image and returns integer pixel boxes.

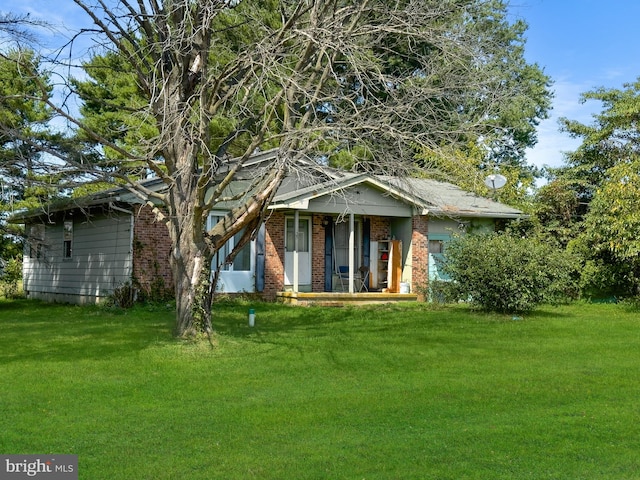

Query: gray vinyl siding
[23,212,133,304]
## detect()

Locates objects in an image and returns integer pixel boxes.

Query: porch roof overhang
[268,173,524,220]
[268,173,431,213]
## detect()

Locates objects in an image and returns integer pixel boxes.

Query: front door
[284,217,311,287]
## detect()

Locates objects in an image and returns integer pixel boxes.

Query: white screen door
[284,217,311,286]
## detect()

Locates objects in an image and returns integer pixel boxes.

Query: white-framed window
[428,239,444,254]
[208,214,252,272]
[285,218,310,253]
[63,220,73,259]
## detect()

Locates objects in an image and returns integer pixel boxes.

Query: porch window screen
[333,220,360,271]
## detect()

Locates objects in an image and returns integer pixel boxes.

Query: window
[218,230,251,271]
[63,220,73,259]
[428,240,444,254]
[209,214,251,272]
[285,218,309,253]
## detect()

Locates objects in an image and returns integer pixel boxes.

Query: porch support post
[324,217,334,292]
[348,212,355,293]
[293,210,299,293]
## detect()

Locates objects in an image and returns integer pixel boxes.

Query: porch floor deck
[276,291,419,306]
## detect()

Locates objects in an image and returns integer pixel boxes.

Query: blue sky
[508,0,640,169]
[12,0,640,171]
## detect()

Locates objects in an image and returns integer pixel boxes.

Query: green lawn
[1,299,639,479]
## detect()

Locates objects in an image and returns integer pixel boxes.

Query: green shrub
[427,278,464,305]
[567,237,640,300]
[0,258,23,299]
[439,233,580,313]
[134,276,174,304]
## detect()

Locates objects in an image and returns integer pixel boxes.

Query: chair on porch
[357,266,370,292]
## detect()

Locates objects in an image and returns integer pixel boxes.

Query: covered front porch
[276,207,420,306]
[272,172,424,293]
[280,207,416,291]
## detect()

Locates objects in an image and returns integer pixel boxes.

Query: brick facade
[311,214,326,292]
[128,206,429,301]
[370,216,391,241]
[262,213,327,298]
[262,211,285,300]
[132,205,174,299]
[411,215,429,299]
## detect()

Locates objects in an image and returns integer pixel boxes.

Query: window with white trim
[63,220,73,259]
[285,218,310,253]
[208,214,251,272]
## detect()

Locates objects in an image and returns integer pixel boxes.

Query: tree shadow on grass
[210,301,469,351]
[208,301,583,358]
[0,299,175,364]
[211,301,358,338]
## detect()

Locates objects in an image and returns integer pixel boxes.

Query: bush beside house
[436,233,581,313]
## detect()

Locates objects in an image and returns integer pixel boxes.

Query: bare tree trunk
[163,155,213,337]
[167,149,285,337]
[171,238,211,337]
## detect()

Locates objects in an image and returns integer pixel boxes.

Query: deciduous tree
[556,79,640,297]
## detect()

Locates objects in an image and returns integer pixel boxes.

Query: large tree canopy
[73,1,551,176]
[557,80,640,205]
[2,0,552,336]
[551,79,640,297]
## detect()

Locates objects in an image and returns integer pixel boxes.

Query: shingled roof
[11,149,523,222]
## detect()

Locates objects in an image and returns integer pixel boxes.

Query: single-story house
[11,150,523,304]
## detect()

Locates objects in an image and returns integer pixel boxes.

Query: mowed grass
[1,299,640,479]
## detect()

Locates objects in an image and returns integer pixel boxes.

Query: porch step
[276,291,419,306]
